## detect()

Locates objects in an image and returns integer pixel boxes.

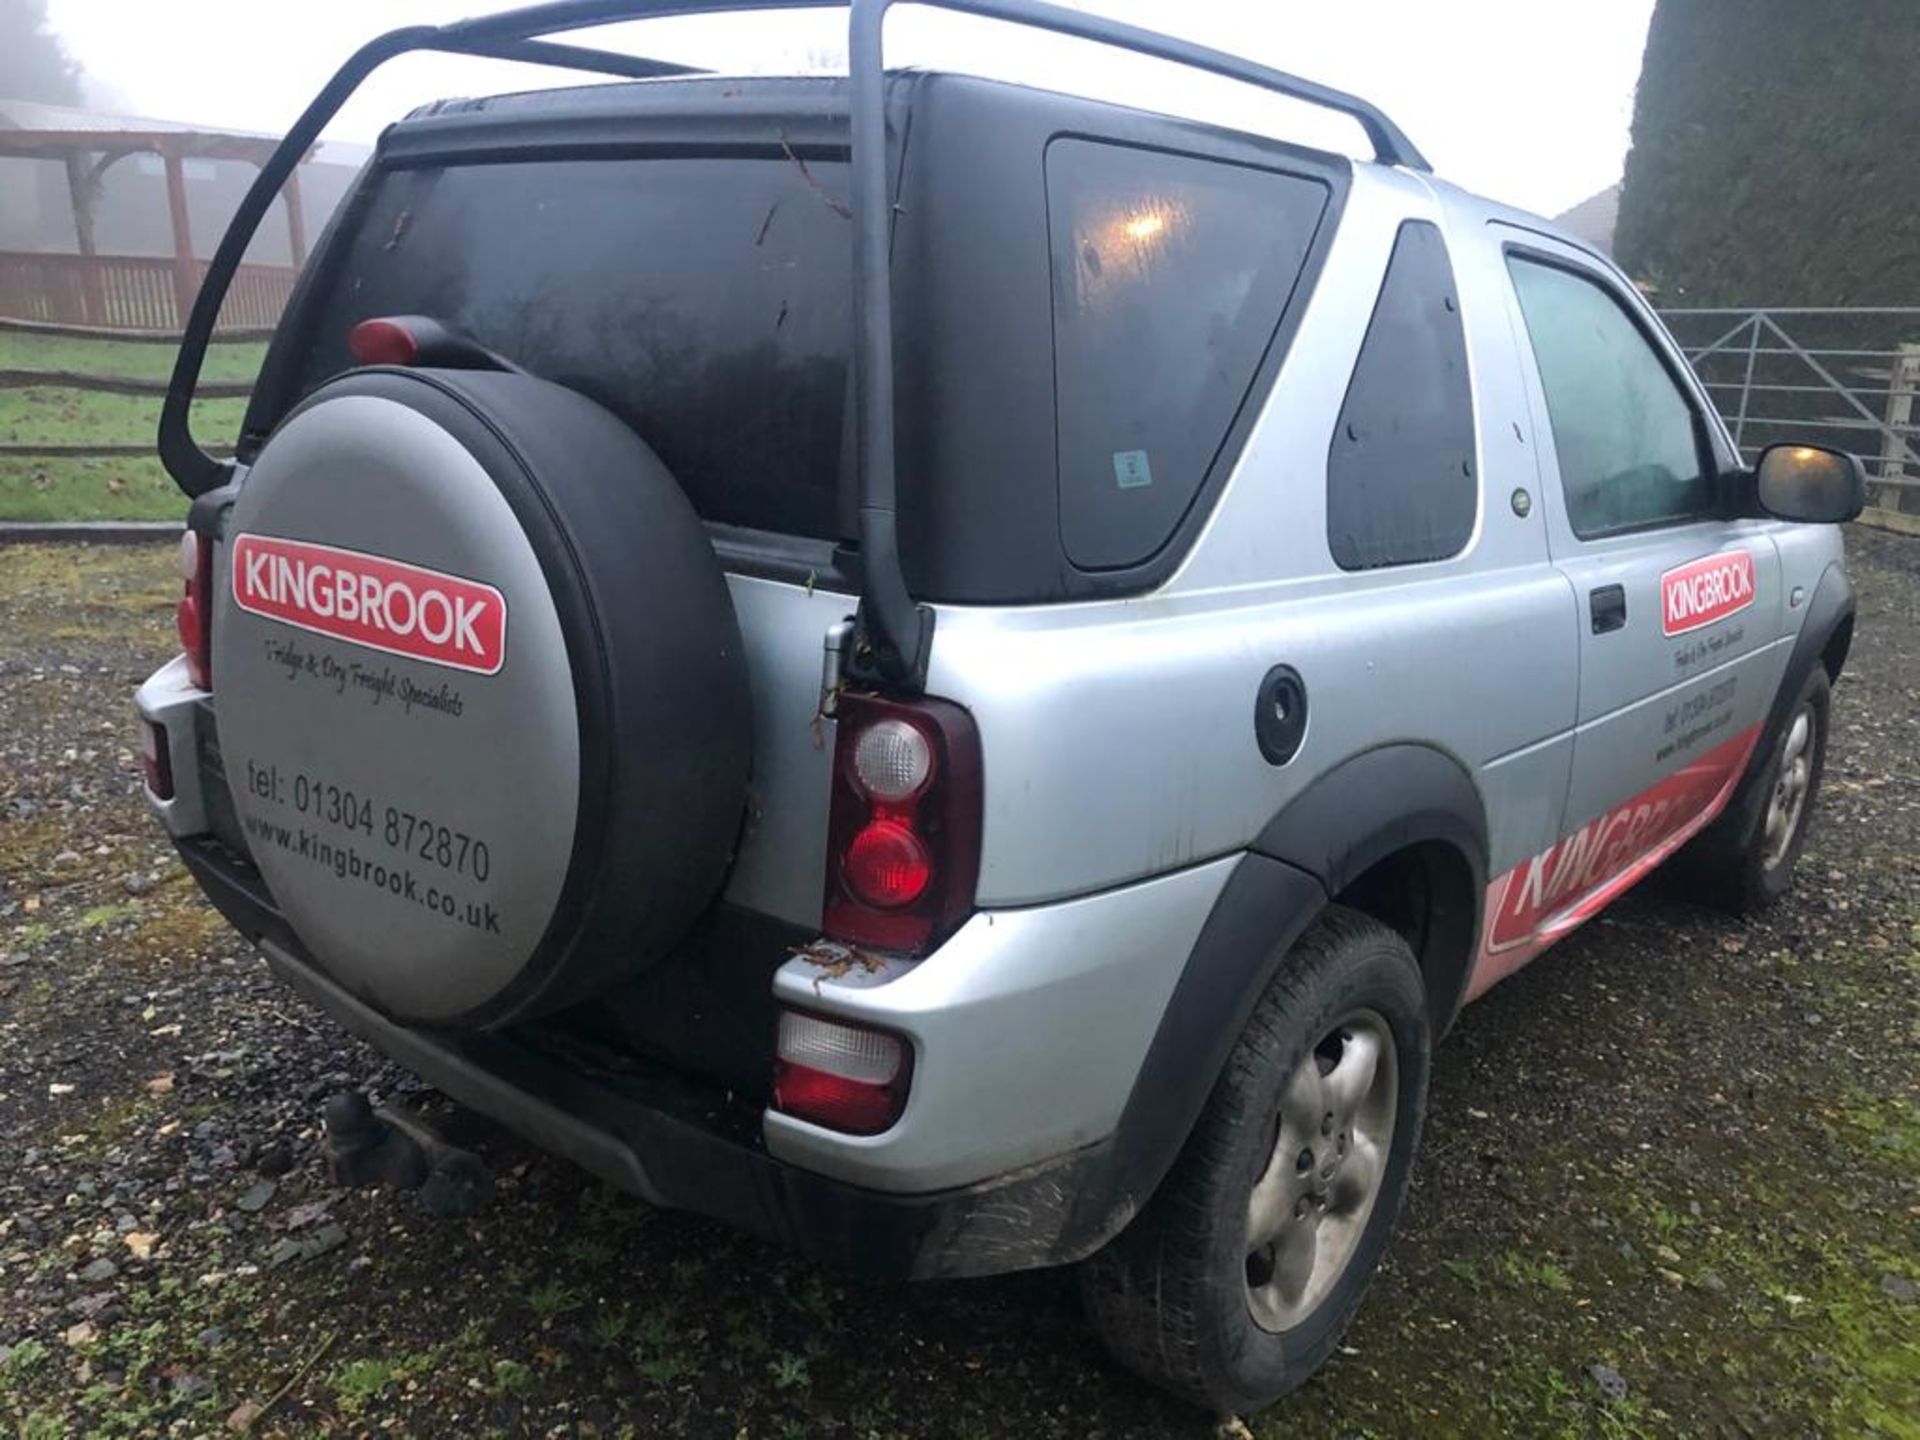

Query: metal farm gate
[1662,307,1920,532]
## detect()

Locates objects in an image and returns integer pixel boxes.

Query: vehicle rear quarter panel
[929,170,1580,907]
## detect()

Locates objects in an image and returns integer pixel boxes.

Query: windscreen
[289,155,855,540]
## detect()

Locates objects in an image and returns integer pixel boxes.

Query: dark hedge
[1614,0,1920,306]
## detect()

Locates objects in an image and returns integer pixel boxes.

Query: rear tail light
[176,529,214,690]
[771,1010,911,1135]
[824,694,982,953]
[139,719,174,801]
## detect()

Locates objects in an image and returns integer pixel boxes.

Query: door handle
[1590,584,1627,635]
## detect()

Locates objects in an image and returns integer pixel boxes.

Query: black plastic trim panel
[1727,559,1855,817]
[1064,852,1329,1235]
[252,72,1350,610]
[1254,743,1488,894]
[175,835,1114,1280]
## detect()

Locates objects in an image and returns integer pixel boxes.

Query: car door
[1486,229,1787,956]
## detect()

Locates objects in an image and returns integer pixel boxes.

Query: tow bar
[322,1091,492,1219]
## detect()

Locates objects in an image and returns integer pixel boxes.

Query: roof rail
[160,0,1426,690]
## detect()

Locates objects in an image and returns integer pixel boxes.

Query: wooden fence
[0,339,255,469]
[0,252,296,332]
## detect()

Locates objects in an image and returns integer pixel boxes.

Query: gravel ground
[1,531,1915,1439]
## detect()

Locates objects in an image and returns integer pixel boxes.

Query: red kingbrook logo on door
[1660,549,1755,636]
[230,534,506,675]
[1485,725,1758,954]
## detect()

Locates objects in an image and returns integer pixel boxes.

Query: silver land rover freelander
[134,0,1865,1412]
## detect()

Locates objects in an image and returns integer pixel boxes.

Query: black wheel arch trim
[1250,741,1488,897]
[1064,744,1489,1252]
[1731,558,1854,813]
[1060,851,1329,1254]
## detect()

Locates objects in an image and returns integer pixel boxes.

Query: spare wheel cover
[213,368,751,1028]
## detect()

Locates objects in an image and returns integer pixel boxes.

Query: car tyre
[1079,905,1429,1415]
[1683,667,1831,914]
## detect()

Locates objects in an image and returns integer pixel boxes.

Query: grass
[0,331,268,384]
[0,456,184,522]
[526,1280,581,1322]
[0,331,264,522]
[332,1351,438,1412]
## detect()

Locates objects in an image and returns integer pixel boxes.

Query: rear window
[1045,139,1329,570]
[289,156,854,540]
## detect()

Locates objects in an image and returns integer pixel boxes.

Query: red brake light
[348,317,420,368]
[771,1065,900,1135]
[771,1010,910,1135]
[177,530,213,690]
[843,818,932,908]
[823,695,981,953]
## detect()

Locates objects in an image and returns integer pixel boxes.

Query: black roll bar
[159,0,1427,690]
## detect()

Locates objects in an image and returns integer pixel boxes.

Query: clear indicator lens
[776,1010,903,1084]
[178,530,200,584]
[851,718,933,801]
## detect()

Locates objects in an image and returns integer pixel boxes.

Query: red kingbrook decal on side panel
[1470,723,1763,1001]
[230,534,507,676]
[1661,549,1755,636]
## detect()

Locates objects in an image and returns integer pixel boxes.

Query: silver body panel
[717,575,855,927]
[751,165,1842,1191]
[1487,221,1793,827]
[135,654,212,839]
[765,855,1237,1190]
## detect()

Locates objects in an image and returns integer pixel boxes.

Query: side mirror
[1753,443,1866,524]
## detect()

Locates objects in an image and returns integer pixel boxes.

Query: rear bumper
[135,654,214,838]
[173,834,1117,1280]
[139,648,1238,1202]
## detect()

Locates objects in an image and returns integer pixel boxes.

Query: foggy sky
[43,0,1653,217]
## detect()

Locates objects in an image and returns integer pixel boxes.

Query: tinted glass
[1046,139,1328,570]
[1507,256,1711,538]
[1326,221,1476,569]
[292,157,854,539]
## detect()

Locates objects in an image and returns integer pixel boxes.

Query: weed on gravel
[2,532,1915,1438]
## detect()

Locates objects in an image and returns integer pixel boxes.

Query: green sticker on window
[1113,450,1153,489]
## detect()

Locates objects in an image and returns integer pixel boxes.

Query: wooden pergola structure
[0,104,313,331]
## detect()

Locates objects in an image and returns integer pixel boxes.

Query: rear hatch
[237,78,874,939]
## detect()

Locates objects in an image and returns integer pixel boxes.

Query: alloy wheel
[1244,1010,1398,1332]
[1761,703,1815,870]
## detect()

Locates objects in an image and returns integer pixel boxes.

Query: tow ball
[322,1091,492,1219]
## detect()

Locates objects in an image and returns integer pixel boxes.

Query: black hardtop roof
[385,68,1354,173]
[162,3,1419,688]
[403,71,854,124]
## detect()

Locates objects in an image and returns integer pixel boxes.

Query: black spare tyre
[213,367,752,1029]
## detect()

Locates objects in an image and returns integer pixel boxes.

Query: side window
[1507,255,1713,539]
[1046,139,1330,570]
[1326,220,1477,570]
